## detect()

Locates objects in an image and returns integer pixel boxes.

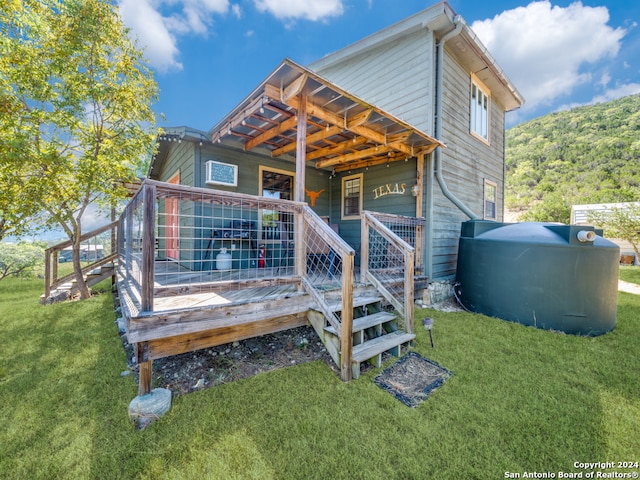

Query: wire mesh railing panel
[301,206,355,336]
[118,192,146,310]
[366,211,425,274]
[362,211,417,329]
[367,228,406,299]
[155,188,296,292]
[302,217,344,291]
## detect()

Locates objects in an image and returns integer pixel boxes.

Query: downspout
[435,17,479,220]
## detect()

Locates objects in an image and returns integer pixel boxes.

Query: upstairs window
[484,179,497,220]
[342,174,363,220]
[471,76,490,143]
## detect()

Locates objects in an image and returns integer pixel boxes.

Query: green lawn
[1,272,639,479]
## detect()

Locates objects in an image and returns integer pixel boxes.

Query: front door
[166,172,180,260]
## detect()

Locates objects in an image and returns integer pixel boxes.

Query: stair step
[352,331,415,364]
[326,295,382,313]
[324,311,396,336]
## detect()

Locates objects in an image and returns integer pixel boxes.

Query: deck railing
[116,179,356,312]
[117,183,151,311]
[117,179,358,379]
[43,221,118,299]
[299,205,356,380]
[361,210,420,334]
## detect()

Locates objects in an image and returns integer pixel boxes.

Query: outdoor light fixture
[422,318,434,348]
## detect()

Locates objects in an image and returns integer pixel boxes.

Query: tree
[0,0,158,298]
[519,192,572,224]
[0,242,45,281]
[588,203,640,260]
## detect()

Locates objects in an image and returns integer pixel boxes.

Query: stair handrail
[299,206,356,381]
[44,220,118,299]
[361,210,415,334]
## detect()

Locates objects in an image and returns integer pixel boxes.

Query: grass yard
[1,271,639,479]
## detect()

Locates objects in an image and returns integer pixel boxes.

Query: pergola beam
[305,135,369,161]
[225,80,441,169]
[333,152,407,172]
[244,116,297,151]
[271,125,342,157]
[315,145,394,169]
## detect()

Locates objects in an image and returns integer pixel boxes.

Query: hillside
[505,93,640,223]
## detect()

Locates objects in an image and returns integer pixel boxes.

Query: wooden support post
[141,184,156,312]
[415,155,424,273]
[295,94,307,203]
[44,249,52,299]
[424,152,434,278]
[340,253,354,381]
[404,247,415,334]
[295,209,305,279]
[125,206,133,278]
[360,214,369,284]
[111,205,117,288]
[416,155,424,218]
[136,342,152,396]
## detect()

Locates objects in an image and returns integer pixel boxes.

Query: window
[342,174,363,220]
[471,76,490,142]
[484,179,497,220]
[259,166,294,241]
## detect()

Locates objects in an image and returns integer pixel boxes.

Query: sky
[117,0,640,130]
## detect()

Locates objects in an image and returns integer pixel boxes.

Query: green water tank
[455,221,619,336]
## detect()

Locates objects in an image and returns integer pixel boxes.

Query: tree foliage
[0,0,158,297]
[0,242,45,281]
[506,94,640,223]
[587,204,640,259]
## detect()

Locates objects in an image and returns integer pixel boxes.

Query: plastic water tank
[455,221,619,336]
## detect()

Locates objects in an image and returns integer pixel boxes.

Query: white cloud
[231,4,241,19]
[117,0,230,73]
[471,1,626,112]
[587,82,640,105]
[118,0,183,73]
[253,0,343,22]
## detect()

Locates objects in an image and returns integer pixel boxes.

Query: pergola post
[295,94,307,203]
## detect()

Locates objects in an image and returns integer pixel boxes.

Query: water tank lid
[460,221,618,249]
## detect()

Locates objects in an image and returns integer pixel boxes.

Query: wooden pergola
[209,59,444,203]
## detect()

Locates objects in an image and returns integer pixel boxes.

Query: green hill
[505,93,640,223]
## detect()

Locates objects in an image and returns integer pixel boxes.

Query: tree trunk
[72,228,91,300]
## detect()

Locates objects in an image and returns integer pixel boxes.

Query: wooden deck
[150,260,344,313]
[113,181,421,396]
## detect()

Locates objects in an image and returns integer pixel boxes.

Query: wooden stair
[309,288,414,379]
[40,263,115,304]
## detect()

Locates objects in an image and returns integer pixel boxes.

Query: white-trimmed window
[342,173,363,220]
[484,179,497,220]
[471,75,490,143]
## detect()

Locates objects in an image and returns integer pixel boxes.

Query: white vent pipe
[577,230,596,243]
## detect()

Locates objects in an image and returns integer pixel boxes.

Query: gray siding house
[109,1,525,394]
[149,1,523,292]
